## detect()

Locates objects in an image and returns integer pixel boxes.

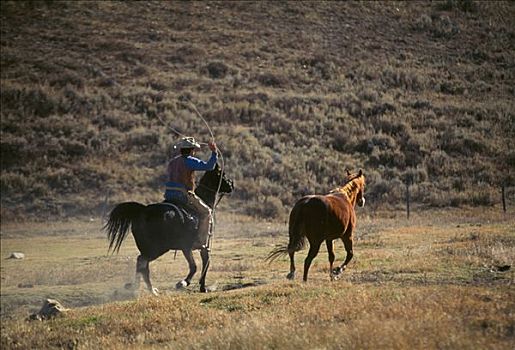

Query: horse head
[196,163,234,208]
[345,169,366,207]
[210,163,234,194]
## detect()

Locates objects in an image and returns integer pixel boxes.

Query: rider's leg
[187,192,212,247]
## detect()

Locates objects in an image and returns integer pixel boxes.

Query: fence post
[406,180,410,220]
[501,184,506,213]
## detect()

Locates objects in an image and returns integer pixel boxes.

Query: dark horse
[267,170,365,281]
[104,164,233,294]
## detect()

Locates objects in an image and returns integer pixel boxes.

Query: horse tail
[105,202,145,253]
[266,200,307,263]
[266,245,289,262]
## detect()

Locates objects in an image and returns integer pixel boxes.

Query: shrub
[256,72,286,87]
[368,148,406,168]
[440,130,488,157]
[125,129,161,151]
[357,88,380,103]
[381,67,424,91]
[439,80,465,95]
[425,150,453,177]
[401,138,424,167]
[470,191,493,206]
[0,135,30,168]
[44,168,81,192]
[245,196,285,219]
[203,61,229,79]
[402,167,429,185]
[358,133,398,154]
[435,0,478,13]
[263,113,293,135]
[167,45,207,64]
[49,71,84,89]
[61,139,88,158]
[372,114,411,137]
[1,172,31,195]
[429,15,460,38]
[299,55,337,80]
[1,85,58,118]
[413,14,433,32]
[133,66,148,77]
[367,177,404,208]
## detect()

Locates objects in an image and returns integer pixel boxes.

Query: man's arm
[185,152,217,171]
[184,141,218,171]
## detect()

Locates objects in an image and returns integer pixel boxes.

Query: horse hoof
[176,280,189,289]
[151,287,159,296]
[333,267,344,275]
[200,286,207,293]
[286,272,295,280]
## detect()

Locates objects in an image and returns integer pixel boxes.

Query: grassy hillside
[1,1,514,220]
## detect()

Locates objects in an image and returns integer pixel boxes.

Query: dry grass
[1,208,514,349]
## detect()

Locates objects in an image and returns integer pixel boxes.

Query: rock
[29,299,68,321]
[8,252,25,259]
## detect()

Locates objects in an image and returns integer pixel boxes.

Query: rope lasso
[155,101,224,223]
[156,97,225,288]
[182,98,226,287]
[184,98,225,223]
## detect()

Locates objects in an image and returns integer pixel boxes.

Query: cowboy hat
[174,137,201,150]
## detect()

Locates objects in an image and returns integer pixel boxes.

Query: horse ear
[358,169,363,176]
[346,169,351,176]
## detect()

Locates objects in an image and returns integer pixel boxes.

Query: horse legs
[136,255,158,296]
[198,247,210,293]
[326,239,337,281]
[334,235,354,276]
[303,240,322,282]
[286,250,295,280]
[341,235,354,270]
[176,249,197,289]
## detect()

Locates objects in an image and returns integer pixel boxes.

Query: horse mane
[330,174,363,199]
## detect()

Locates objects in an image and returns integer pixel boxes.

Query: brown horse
[267,170,366,281]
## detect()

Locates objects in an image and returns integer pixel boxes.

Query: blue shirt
[164,152,217,202]
[184,152,218,171]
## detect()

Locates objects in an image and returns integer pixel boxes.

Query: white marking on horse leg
[176,280,188,289]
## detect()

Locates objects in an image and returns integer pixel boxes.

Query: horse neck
[334,180,359,206]
[195,173,219,209]
[195,187,215,209]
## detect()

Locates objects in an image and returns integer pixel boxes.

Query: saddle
[161,201,199,232]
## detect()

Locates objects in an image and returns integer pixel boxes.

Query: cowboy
[164,137,218,247]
